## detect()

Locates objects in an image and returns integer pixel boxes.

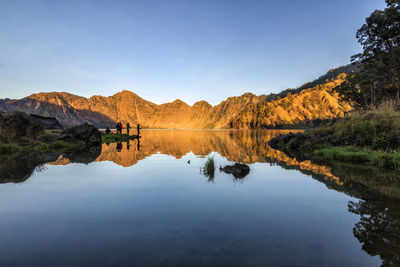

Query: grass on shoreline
[102,133,139,143]
[314,146,400,170]
[269,110,400,170]
[314,110,400,150]
[0,140,85,157]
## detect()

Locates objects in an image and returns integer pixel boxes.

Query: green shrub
[314,146,400,169]
[314,146,370,163]
[329,111,400,150]
[102,134,138,143]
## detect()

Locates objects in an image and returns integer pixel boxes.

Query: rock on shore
[0,111,101,147]
[60,123,102,146]
[0,111,44,143]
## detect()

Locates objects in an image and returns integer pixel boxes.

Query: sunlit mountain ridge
[0,66,353,129]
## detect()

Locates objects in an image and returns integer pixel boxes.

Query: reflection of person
[126,140,131,151]
[137,138,140,151]
[117,142,122,152]
[137,124,141,136]
[126,123,131,135]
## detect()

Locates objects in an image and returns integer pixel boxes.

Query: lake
[0,130,398,266]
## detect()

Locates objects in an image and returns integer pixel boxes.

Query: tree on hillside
[336,0,400,108]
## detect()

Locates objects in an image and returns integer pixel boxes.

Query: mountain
[230,73,352,128]
[0,90,267,129]
[0,66,354,129]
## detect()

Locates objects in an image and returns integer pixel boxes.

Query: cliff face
[0,72,352,129]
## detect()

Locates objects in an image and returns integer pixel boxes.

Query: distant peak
[111,90,144,100]
[116,90,136,96]
[171,99,188,105]
[241,92,256,97]
[27,91,83,100]
[193,100,212,108]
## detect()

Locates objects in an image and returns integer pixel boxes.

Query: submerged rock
[220,163,250,179]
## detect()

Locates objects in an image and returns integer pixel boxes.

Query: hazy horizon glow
[0,0,386,105]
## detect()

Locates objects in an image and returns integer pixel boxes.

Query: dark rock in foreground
[60,123,102,146]
[30,114,64,130]
[0,111,43,143]
[220,163,250,179]
[0,111,101,147]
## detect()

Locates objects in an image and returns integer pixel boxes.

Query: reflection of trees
[270,147,400,266]
[0,152,59,183]
[0,145,101,183]
[303,164,400,266]
[348,199,400,267]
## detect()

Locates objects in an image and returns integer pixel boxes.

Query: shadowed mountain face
[0,70,352,129]
[0,96,115,128]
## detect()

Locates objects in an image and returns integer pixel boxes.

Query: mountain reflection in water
[0,129,399,266]
[50,130,342,183]
[46,130,400,266]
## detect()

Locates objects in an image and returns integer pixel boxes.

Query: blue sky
[0,0,386,105]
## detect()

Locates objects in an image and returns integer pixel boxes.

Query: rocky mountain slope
[230,73,352,128]
[0,66,354,129]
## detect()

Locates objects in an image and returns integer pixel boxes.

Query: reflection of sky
[0,152,380,266]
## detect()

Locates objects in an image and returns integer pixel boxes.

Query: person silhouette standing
[126,122,131,135]
[118,122,123,134]
[117,142,122,152]
[137,124,141,136]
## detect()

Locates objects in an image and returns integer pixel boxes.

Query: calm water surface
[0,130,399,266]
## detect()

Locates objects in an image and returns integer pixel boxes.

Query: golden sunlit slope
[229,73,352,128]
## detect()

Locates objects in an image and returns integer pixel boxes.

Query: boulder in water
[220,163,250,179]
